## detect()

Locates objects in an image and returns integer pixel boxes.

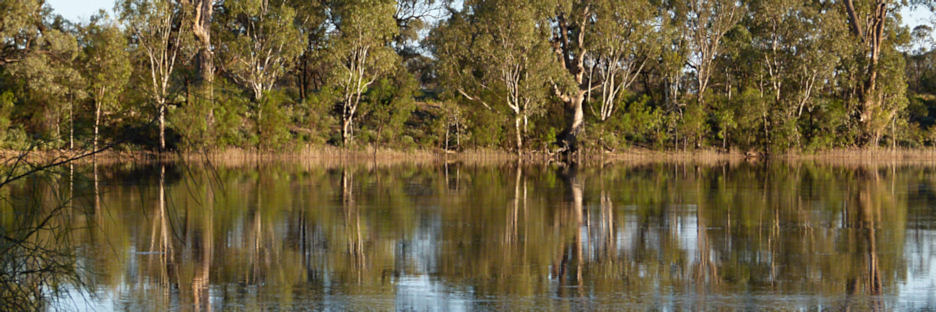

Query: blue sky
[47,0,114,22]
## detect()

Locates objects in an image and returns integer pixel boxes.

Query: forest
[2,0,936,156]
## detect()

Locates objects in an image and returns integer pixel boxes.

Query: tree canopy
[0,0,935,155]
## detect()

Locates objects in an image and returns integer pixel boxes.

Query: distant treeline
[2,0,936,155]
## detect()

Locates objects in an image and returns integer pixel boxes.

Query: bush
[256,90,292,150]
[299,89,338,146]
[0,91,14,146]
[362,70,418,146]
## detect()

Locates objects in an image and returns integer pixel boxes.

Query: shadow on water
[4,159,936,310]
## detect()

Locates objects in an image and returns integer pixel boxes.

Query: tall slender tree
[843,0,903,144]
[431,0,552,154]
[81,13,131,152]
[217,0,305,144]
[588,0,657,122]
[328,0,399,146]
[117,0,186,151]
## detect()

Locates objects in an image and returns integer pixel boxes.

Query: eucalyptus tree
[431,0,553,153]
[289,0,329,101]
[682,0,744,109]
[81,14,131,152]
[656,2,691,146]
[393,0,438,51]
[543,0,663,155]
[744,0,848,148]
[0,0,45,66]
[842,0,913,144]
[216,0,304,146]
[116,0,186,151]
[393,0,440,89]
[327,0,399,146]
[181,0,215,94]
[544,0,595,155]
[587,0,657,122]
[1,2,87,148]
[217,0,304,103]
[6,24,86,148]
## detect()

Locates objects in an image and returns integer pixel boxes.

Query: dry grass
[595,148,744,164]
[781,148,936,165]
[4,145,936,168]
[0,145,521,168]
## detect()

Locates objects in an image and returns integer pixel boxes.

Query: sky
[47,0,114,22]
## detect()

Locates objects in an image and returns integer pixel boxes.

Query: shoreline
[3,146,936,167]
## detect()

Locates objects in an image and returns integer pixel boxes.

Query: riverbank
[3,146,936,167]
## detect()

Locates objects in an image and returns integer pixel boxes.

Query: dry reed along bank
[4,146,936,167]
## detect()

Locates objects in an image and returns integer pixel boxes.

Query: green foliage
[728,88,767,150]
[678,103,707,149]
[801,98,851,151]
[255,90,292,150]
[464,107,507,148]
[82,18,131,112]
[297,89,338,145]
[170,93,212,149]
[0,0,935,154]
[171,79,252,149]
[212,81,251,148]
[82,14,132,148]
[217,0,305,102]
[326,0,400,145]
[588,94,667,150]
[362,70,418,146]
[0,92,14,145]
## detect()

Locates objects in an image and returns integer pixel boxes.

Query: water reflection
[3,161,936,310]
[0,164,85,311]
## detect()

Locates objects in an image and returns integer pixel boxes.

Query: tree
[431,0,552,154]
[362,68,417,149]
[588,0,657,122]
[6,24,86,149]
[0,0,46,65]
[841,0,919,145]
[216,0,305,146]
[183,0,214,93]
[117,0,186,151]
[545,1,594,155]
[683,0,743,109]
[289,0,329,101]
[81,13,132,152]
[543,0,661,155]
[327,0,399,146]
[744,0,848,149]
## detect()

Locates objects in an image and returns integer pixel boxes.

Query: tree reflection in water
[4,161,936,310]
[0,162,87,311]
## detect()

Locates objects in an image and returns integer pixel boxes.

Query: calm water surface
[4,161,936,311]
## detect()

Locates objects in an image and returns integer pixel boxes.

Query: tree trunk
[342,117,353,146]
[94,103,101,152]
[514,115,523,156]
[190,0,214,133]
[550,7,590,159]
[69,100,74,150]
[192,0,213,90]
[845,0,888,145]
[299,52,308,101]
[159,103,166,151]
[559,92,586,155]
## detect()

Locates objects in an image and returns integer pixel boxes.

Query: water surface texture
[4,162,936,311]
